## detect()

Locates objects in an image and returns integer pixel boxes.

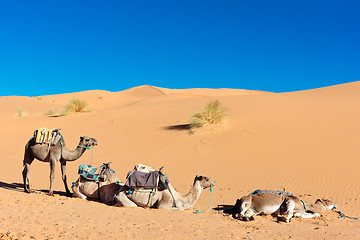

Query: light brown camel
[72,163,123,203]
[115,175,216,210]
[234,193,336,222]
[22,135,98,196]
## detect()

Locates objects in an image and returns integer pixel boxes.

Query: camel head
[315,198,337,210]
[236,195,252,218]
[195,175,216,190]
[79,136,98,148]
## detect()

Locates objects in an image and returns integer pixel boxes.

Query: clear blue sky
[0,0,359,96]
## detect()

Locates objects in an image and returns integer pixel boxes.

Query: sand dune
[0,82,359,239]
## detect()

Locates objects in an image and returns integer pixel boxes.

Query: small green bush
[63,98,90,115]
[190,100,228,129]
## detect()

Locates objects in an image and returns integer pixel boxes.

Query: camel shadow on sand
[0,181,68,196]
[214,204,238,219]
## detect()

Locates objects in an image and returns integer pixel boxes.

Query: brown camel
[72,163,123,204]
[234,193,336,222]
[22,135,98,196]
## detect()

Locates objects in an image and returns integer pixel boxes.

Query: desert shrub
[17,107,27,117]
[63,98,90,115]
[45,109,56,115]
[190,100,228,129]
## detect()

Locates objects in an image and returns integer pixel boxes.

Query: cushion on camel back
[125,171,159,189]
[78,164,105,181]
[32,128,62,145]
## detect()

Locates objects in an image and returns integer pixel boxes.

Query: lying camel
[72,163,123,204]
[234,193,336,222]
[115,175,216,210]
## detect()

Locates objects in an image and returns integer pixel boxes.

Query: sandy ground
[0,82,359,239]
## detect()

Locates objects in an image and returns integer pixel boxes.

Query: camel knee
[114,192,137,207]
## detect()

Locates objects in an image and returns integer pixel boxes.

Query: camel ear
[80,136,84,141]
[196,175,203,181]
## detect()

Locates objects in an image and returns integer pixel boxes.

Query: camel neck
[183,181,203,205]
[61,145,87,161]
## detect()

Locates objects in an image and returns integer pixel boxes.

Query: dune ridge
[0,81,359,239]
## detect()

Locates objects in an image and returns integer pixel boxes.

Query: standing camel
[22,135,98,196]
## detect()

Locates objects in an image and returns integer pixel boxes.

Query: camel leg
[114,191,138,207]
[240,208,256,221]
[49,158,56,196]
[285,200,295,223]
[60,160,72,197]
[22,149,34,193]
[22,163,32,193]
[294,212,320,218]
[72,181,87,200]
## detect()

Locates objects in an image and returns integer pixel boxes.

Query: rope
[76,138,94,165]
[335,210,359,220]
[194,186,213,214]
[78,138,93,150]
[300,199,307,212]
[131,188,157,207]
[90,147,94,165]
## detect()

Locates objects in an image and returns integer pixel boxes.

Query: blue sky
[0,0,359,96]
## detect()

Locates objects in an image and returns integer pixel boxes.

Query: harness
[78,137,94,165]
[125,167,176,208]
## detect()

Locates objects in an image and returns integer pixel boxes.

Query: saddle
[78,164,111,182]
[125,166,169,191]
[250,189,293,196]
[32,128,62,145]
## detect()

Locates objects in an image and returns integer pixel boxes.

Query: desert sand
[0,82,359,239]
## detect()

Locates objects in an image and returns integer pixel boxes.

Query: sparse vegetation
[45,109,56,116]
[190,100,228,129]
[62,98,90,115]
[17,107,27,117]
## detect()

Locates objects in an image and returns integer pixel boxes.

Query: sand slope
[0,83,359,239]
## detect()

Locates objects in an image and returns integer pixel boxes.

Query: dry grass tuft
[17,107,27,117]
[62,98,90,115]
[190,100,228,129]
[45,109,56,116]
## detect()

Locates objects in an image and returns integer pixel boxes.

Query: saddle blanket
[125,171,159,189]
[78,164,104,181]
[33,128,61,145]
[250,189,293,196]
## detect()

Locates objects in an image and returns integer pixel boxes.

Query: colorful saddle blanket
[78,164,105,181]
[125,171,159,189]
[32,128,62,145]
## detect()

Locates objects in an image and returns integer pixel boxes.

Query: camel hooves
[241,216,254,221]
